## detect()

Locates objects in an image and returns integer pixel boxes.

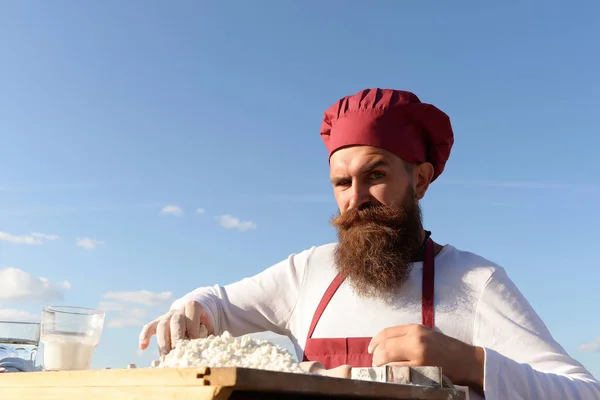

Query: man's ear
[413,162,434,200]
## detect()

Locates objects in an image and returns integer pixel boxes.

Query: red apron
[302,238,436,369]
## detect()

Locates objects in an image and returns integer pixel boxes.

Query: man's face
[329,145,416,213]
[328,145,433,299]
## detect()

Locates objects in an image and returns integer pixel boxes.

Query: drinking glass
[0,321,41,363]
[40,306,105,371]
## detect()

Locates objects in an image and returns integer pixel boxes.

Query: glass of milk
[40,306,105,371]
[0,321,41,363]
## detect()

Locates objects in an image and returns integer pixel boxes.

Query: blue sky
[1,1,599,376]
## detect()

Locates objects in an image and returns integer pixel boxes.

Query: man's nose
[348,184,371,210]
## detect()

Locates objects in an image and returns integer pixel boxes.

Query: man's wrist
[465,345,485,392]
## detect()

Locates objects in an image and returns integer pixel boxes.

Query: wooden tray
[0,366,467,400]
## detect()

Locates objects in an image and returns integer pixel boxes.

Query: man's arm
[169,248,311,338]
[474,267,600,399]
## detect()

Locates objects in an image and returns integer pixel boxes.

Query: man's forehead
[330,146,399,171]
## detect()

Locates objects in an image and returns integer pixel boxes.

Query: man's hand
[368,324,485,391]
[138,300,215,358]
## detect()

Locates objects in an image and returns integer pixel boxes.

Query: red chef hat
[320,88,454,182]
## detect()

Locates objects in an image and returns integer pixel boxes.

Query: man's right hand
[138,300,215,358]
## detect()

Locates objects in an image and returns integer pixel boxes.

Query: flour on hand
[159,331,303,373]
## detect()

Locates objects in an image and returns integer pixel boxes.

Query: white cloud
[31,232,60,240]
[216,214,256,232]
[196,208,206,214]
[97,301,150,328]
[97,301,126,312]
[98,291,173,329]
[0,267,70,302]
[160,205,183,217]
[76,237,105,250]
[579,337,600,353]
[106,308,149,328]
[101,290,173,306]
[0,232,43,245]
[0,308,40,322]
[0,231,61,244]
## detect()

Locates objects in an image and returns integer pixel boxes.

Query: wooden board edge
[0,386,234,400]
[0,366,212,387]
[226,368,466,400]
[0,367,466,400]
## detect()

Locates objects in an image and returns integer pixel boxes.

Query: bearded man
[139,89,600,399]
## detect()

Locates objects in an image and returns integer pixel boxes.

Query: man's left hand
[368,324,485,390]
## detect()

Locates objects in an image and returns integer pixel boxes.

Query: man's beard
[330,194,424,300]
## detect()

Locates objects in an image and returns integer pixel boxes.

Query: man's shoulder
[293,242,506,271]
[311,242,338,254]
[289,242,337,259]
[437,244,507,287]
[287,242,510,287]
[285,242,338,274]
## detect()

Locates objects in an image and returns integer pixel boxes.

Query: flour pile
[159,331,304,373]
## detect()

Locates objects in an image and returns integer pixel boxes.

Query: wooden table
[0,366,467,400]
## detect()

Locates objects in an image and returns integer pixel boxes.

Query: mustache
[331,204,407,230]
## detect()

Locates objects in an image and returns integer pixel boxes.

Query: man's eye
[335,180,351,187]
[371,171,385,180]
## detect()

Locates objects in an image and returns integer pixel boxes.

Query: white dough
[159,331,303,373]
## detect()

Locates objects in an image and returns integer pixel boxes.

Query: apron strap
[306,271,349,339]
[421,238,435,329]
[306,238,437,339]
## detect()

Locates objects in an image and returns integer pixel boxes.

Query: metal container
[351,365,444,387]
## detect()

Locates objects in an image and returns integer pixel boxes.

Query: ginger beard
[331,192,424,300]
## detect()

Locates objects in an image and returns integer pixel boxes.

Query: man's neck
[412,229,444,261]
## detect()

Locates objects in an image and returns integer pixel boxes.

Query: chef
[139,88,600,399]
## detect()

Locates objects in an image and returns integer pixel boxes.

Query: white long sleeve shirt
[171,243,600,399]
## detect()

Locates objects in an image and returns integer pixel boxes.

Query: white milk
[41,332,97,371]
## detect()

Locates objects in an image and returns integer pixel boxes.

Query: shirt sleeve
[473,267,600,399]
[168,248,312,338]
